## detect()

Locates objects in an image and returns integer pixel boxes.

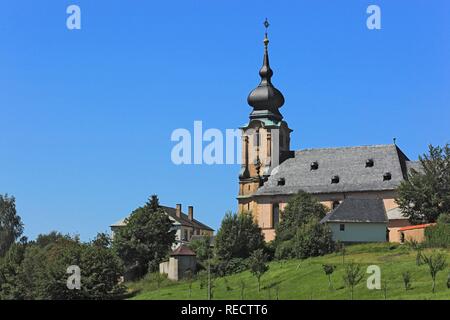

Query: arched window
[272,203,280,228]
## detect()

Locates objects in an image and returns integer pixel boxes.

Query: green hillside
[127,243,450,300]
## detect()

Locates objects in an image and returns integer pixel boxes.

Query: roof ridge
[295,144,396,153]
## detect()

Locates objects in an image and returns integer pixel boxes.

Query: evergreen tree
[113,195,175,279]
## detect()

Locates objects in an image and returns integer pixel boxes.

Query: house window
[366,159,374,167]
[310,161,319,170]
[331,175,340,184]
[383,172,392,181]
[272,204,280,228]
[277,178,285,186]
[183,230,188,241]
[339,224,345,231]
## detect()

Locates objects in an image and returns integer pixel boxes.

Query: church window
[311,161,319,170]
[277,178,285,186]
[331,175,340,184]
[272,203,280,228]
[383,172,392,181]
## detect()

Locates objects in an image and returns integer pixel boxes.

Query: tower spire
[247,19,285,122]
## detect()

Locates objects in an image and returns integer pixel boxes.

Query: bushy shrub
[215,211,264,261]
[213,257,249,276]
[293,218,335,259]
[0,232,125,300]
[425,214,450,248]
[275,191,328,242]
[274,239,295,260]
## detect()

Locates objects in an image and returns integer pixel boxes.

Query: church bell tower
[238,19,293,213]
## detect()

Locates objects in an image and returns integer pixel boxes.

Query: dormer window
[366,159,374,167]
[331,175,340,184]
[277,178,285,186]
[310,161,319,170]
[332,200,341,209]
[383,172,392,181]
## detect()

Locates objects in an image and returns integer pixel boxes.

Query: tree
[248,249,269,292]
[215,211,264,261]
[447,273,450,289]
[239,279,246,300]
[425,213,450,248]
[274,192,334,260]
[185,269,193,297]
[189,235,212,264]
[292,218,335,259]
[323,264,336,290]
[1,232,125,300]
[148,194,160,211]
[113,195,175,279]
[402,271,412,291]
[396,144,450,224]
[91,232,111,248]
[275,191,328,242]
[421,251,447,293]
[0,237,28,299]
[342,262,364,300]
[0,195,24,257]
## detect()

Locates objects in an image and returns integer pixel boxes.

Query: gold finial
[263,18,270,46]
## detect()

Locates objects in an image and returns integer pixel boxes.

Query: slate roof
[255,144,411,196]
[110,205,214,231]
[386,207,409,220]
[321,198,388,223]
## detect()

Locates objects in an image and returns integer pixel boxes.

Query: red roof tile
[398,223,436,232]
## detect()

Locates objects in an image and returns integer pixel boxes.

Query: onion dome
[247,19,285,122]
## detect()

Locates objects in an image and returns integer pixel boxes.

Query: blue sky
[1,0,449,241]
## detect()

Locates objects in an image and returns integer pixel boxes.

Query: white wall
[328,222,387,242]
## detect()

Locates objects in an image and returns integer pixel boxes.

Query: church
[237,22,417,242]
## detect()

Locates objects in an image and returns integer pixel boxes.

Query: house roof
[321,198,388,224]
[386,207,409,220]
[255,144,412,196]
[170,245,196,256]
[398,223,435,232]
[110,205,214,231]
[161,206,213,231]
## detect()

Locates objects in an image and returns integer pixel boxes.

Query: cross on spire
[263,18,270,47]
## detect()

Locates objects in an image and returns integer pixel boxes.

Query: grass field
[127,243,450,300]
